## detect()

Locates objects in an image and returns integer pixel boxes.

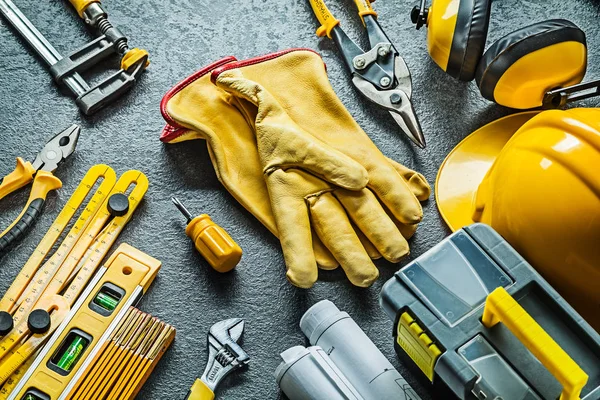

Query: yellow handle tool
[0,158,36,200]
[482,287,589,400]
[187,379,214,400]
[172,198,242,273]
[308,0,340,38]
[0,171,62,253]
[353,0,377,22]
[67,0,98,17]
[0,125,79,254]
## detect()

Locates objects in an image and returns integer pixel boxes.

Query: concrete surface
[0,0,598,399]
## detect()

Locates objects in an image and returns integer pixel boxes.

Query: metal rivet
[354,57,366,68]
[380,76,391,87]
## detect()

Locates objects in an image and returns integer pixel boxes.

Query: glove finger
[267,171,319,288]
[385,156,431,201]
[313,233,339,270]
[354,225,382,259]
[308,192,379,287]
[369,164,424,225]
[216,72,368,190]
[334,188,409,263]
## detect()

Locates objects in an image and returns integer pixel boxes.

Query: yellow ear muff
[426,0,491,81]
[475,19,587,109]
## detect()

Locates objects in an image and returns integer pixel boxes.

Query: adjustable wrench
[186,318,249,400]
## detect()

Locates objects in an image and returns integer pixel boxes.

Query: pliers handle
[0,125,79,254]
[0,159,62,254]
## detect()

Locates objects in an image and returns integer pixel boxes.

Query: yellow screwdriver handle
[186,378,214,400]
[68,0,100,18]
[186,215,242,273]
[353,0,377,23]
[308,0,340,38]
[0,158,36,200]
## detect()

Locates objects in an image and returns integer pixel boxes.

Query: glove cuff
[160,56,237,143]
[210,48,325,84]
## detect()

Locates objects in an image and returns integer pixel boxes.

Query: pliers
[0,125,80,254]
[308,0,426,148]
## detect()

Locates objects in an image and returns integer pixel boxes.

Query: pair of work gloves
[160,49,430,288]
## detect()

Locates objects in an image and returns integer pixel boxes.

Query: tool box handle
[482,287,588,400]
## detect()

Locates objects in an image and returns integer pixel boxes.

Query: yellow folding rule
[0,165,148,398]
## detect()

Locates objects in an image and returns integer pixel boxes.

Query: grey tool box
[380,223,600,400]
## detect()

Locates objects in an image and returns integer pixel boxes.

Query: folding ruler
[0,165,148,397]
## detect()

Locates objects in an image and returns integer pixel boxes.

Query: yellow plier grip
[186,379,214,400]
[0,170,62,253]
[0,158,36,200]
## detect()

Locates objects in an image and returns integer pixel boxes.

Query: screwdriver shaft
[171,197,192,223]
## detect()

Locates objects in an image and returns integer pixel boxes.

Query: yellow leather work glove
[211,49,430,274]
[160,57,378,286]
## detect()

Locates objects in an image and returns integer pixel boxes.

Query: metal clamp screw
[390,93,402,104]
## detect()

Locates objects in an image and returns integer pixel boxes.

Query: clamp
[0,0,148,115]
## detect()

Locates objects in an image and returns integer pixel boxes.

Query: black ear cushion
[446,0,492,81]
[476,19,587,101]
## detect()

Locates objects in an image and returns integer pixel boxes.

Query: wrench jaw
[200,318,249,392]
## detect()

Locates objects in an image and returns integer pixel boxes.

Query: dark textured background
[1,0,599,399]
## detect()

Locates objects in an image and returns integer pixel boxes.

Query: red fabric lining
[160,57,237,142]
[210,48,325,83]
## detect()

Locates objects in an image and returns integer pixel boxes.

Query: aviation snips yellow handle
[0,159,62,253]
[308,0,378,38]
[186,378,214,400]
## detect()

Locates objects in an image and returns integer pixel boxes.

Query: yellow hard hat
[436,108,600,331]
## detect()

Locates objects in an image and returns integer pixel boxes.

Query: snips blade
[352,56,426,148]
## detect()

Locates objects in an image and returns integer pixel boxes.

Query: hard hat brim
[435,111,539,231]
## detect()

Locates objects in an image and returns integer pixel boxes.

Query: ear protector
[410,0,594,109]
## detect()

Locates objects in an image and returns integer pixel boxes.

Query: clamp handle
[0,158,36,201]
[308,0,340,38]
[68,0,99,18]
[482,287,588,400]
[186,378,214,400]
[0,171,62,254]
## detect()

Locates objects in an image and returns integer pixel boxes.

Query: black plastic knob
[28,309,51,334]
[107,193,129,217]
[410,5,429,30]
[0,311,13,335]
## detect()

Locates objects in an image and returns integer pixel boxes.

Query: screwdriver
[172,197,242,272]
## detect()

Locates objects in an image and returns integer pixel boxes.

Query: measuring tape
[0,166,148,397]
[8,244,162,400]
